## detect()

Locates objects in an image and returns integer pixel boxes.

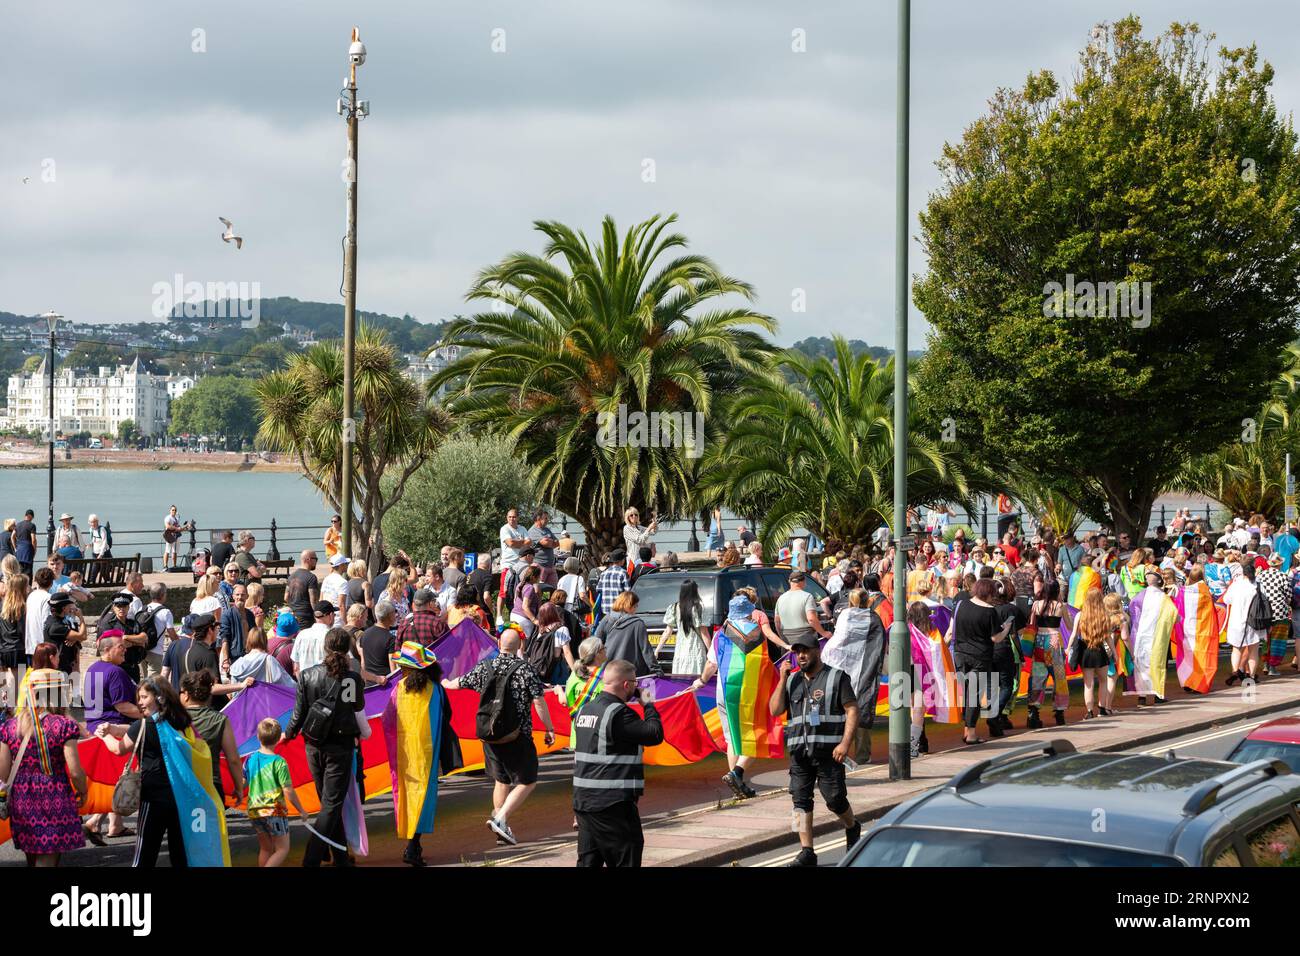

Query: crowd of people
[0,499,1294,868]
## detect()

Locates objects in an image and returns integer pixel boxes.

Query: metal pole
[888,0,912,781]
[340,28,363,562]
[47,324,55,558]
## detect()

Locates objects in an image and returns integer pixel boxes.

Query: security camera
[349,40,366,66]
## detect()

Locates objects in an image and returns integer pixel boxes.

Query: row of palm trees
[253,212,1300,567]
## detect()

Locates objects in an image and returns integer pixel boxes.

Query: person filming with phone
[571,659,663,867]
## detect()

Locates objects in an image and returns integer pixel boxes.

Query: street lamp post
[40,311,61,558]
[888,0,912,781]
[338,27,369,561]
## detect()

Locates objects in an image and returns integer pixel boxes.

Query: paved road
[736,708,1300,867]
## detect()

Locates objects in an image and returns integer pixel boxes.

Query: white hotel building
[6,357,171,438]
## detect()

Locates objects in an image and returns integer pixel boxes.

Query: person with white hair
[86,514,111,586]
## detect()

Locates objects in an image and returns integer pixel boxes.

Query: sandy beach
[0,445,302,473]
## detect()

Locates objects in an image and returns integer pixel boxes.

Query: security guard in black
[572,659,664,867]
[768,636,861,867]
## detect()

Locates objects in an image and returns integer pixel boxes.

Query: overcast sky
[4,0,1299,346]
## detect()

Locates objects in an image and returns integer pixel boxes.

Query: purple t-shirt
[83,661,137,732]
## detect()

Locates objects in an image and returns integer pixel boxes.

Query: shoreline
[0,456,302,474]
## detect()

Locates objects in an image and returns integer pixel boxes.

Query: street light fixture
[338,27,368,561]
[40,310,62,558]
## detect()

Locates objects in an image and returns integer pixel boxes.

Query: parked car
[88,438,102,449]
[841,740,1300,866]
[630,565,831,668]
[1228,717,1300,773]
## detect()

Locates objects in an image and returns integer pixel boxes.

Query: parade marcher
[656,578,710,675]
[396,587,446,648]
[691,588,787,798]
[0,573,27,709]
[383,642,462,867]
[949,577,1013,743]
[990,576,1027,732]
[0,668,86,866]
[284,628,371,867]
[268,610,299,674]
[768,635,861,867]
[1073,589,1113,718]
[1223,560,1266,687]
[244,718,308,867]
[572,659,662,867]
[445,627,556,847]
[1025,579,1069,728]
[1257,553,1292,676]
[44,592,86,679]
[97,677,231,867]
[230,629,295,689]
[180,669,245,804]
[592,591,662,677]
[822,588,885,763]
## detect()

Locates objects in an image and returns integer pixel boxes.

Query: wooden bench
[260,559,295,581]
[63,554,141,588]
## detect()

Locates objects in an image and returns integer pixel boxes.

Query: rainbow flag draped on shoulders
[382,681,446,838]
[1128,586,1180,699]
[153,716,230,867]
[1171,582,1222,694]
[907,622,962,723]
[712,622,784,758]
[1068,566,1102,608]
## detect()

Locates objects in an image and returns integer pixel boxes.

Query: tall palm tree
[429,214,776,556]
[699,336,975,552]
[256,325,449,570]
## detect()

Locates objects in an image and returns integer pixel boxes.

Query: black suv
[841,740,1300,866]
[629,566,831,667]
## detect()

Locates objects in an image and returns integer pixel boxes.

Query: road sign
[897,534,917,551]
[1287,495,1296,523]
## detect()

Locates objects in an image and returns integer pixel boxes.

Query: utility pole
[888,0,912,781]
[41,311,61,558]
[338,27,369,559]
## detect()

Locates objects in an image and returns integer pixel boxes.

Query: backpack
[476,658,525,744]
[523,626,557,684]
[301,676,346,746]
[1247,583,1272,632]
[135,605,166,651]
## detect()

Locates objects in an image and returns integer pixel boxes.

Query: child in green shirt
[243,717,307,867]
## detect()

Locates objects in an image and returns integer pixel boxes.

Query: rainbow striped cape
[711,622,784,758]
[1171,582,1221,694]
[1128,586,1180,699]
[381,681,445,839]
[154,716,230,867]
[1068,566,1102,607]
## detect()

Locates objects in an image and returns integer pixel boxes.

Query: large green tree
[913,18,1300,537]
[430,214,775,555]
[700,336,976,551]
[255,326,449,570]
[381,433,538,562]
[168,375,259,449]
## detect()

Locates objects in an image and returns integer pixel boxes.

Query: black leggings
[958,661,992,729]
[133,799,188,868]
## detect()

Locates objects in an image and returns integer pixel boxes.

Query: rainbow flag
[154,718,231,867]
[381,681,445,839]
[430,619,499,679]
[1171,582,1222,694]
[1068,566,1101,607]
[710,622,785,758]
[1128,586,1180,699]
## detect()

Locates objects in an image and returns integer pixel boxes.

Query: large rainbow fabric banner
[433,619,500,677]
[710,624,785,758]
[1170,582,1222,694]
[1128,587,1181,699]
[1068,566,1102,608]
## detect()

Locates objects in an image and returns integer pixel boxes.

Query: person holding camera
[571,659,663,867]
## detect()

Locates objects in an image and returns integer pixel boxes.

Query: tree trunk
[582,517,625,569]
[1101,477,1156,541]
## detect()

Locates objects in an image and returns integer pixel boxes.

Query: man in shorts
[443,628,556,846]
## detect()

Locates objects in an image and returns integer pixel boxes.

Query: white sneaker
[487,816,517,846]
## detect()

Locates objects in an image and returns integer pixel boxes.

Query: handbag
[112,736,142,816]
[0,731,33,821]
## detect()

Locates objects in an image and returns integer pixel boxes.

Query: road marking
[754,834,846,867]
[1138,711,1300,755]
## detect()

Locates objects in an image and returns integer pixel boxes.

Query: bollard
[688,516,699,552]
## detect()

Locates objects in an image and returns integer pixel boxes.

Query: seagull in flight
[21,177,29,184]
[218,217,243,249]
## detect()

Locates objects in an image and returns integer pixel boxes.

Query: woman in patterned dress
[0,668,87,865]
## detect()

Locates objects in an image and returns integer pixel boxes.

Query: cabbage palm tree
[699,336,976,552]
[429,214,775,556]
[256,325,449,570]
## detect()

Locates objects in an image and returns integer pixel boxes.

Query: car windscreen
[633,576,716,621]
[1229,739,1300,774]
[848,827,1182,867]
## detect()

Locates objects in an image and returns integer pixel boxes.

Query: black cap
[186,612,216,632]
[789,635,819,650]
[314,600,336,616]
[518,546,537,557]
[413,587,435,606]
